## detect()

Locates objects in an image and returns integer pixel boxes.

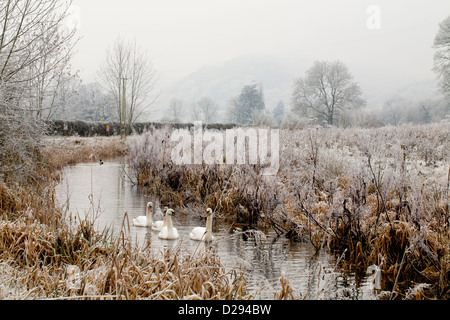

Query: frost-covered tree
[292,61,366,126]
[54,82,115,122]
[28,20,78,120]
[273,100,285,126]
[227,83,265,124]
[433,15,450,100]
[98,37,158,136]
[190,101,202,122]
[51,72,81,120]
[226,96,239,123]
[74,83,115,122]
[197,96,218,124]
[378,95,449,126]
[0,0,78,181]
[379,96,407,126]
[167,98,184,122]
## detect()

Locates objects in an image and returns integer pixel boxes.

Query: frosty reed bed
[0,136,267,300]
[0,217,252,299]
[127,122,450,299]
[41,136,128,168]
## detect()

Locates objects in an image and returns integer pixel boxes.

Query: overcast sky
[70,0,450,99]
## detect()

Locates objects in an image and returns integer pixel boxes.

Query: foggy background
[69,0,450,122]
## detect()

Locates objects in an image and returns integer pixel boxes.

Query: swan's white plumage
[190,227,209,241]
[158,225,179,240]
[158,209,179,240]
[133,202,153,227]
[132,216,148,227]
[190,208,214,242]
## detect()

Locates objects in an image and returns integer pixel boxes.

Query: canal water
[55,159,379,300]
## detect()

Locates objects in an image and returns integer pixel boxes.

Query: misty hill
[155,55,298,121]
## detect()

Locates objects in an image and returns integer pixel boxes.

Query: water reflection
[55,159,377,300]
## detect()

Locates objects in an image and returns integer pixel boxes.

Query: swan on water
[190,208,214,242]
[133,202,154,227]
[158,209,179,240]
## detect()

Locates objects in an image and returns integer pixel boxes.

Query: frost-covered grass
[127,122,450,299]
[1,123,448,300]
[279,122,450,299]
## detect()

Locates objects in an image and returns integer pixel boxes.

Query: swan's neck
[162,212,168,227]
[205,214,213,232]
[166,214,174,230]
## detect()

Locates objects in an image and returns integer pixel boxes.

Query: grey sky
[70,0,450,105]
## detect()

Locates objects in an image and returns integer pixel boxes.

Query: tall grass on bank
[127,126,282,227]
[127,122,450,299]
[0,137,255,300]
[41,136,128,169]
[0,216,251,299]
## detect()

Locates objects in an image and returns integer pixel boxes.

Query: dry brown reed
[127,123,450,299]
[0,135,257,300]
[274,273,296,300]
[41,136,128,169]
[0,216,252,300]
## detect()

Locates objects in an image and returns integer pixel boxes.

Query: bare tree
[54,82,115,121]
[29,19,77,120]
[190,101,202,122]
[226,97,239,123]
[0,0,78,181]
[1,0,77,117]
[197,96,217,124]
[380,96,407,126]
[433,15,450,100]
[98,37,158,137]
[52,72,81,119]
[292,60,366,126]
[168,98,183,122]
[0,0,76,81]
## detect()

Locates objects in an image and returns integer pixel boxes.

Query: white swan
[158,209,179,240]
[190,208,214,242]
[151,206,167,232]
[133,202,154,227]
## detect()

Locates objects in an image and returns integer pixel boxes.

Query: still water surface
[55,159,378,300]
